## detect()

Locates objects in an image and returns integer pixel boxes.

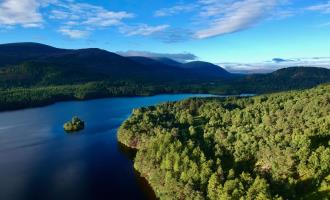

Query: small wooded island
[63,116,85,132]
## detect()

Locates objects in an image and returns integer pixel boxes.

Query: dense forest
[118,84,330,199]
[0,81,224,111]
[1,66,330,111]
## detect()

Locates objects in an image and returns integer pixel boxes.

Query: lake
[0,94,221,200]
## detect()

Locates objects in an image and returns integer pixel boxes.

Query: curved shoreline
[0,89,253,113]
[118,141,158,199]
[0,91,227,113]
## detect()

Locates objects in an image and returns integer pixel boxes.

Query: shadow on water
[134,170,158,200]
[117,142,137,160]
[118,142,157,200]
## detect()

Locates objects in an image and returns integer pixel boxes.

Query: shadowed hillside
[0,43,233,87]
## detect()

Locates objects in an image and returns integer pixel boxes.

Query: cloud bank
[117,51,197,62]
[219,57,330,74]
[0,0,43,28]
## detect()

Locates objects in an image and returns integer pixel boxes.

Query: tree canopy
[63,116,85,132]
[118,84,330,199]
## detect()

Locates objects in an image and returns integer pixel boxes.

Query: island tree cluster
[118,84,330,199]
[63,116,85,132]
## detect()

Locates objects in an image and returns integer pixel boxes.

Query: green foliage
[118,84,330,199]
[63,116,85,132]
[0,81,197,111]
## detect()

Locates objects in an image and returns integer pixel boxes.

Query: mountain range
[0,42,233,87]
[0,42,329,92]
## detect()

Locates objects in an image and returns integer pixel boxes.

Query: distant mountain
[126,56,202,81]
[152,57,183,67]
[129,56,231,78]
[0,42,329,93]
[0,42,234,87]
[127,56,175,69]
[0,44,157,86]
[181,61,231,77]
[238,67,330,93]
[0,42,68,57]
[247,67,330,82]
[0,43,147,75]
[271,67,330,79]
[0,42,69,67]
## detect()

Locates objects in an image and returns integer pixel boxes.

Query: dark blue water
[0,94,215,200]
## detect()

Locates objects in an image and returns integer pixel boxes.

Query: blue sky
[0,0,330,72]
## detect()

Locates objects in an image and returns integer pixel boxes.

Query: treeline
[1,64,330,111]
[0,81,230,111]
[1,78,329,112]
[0,82,152,111]
[118,84,330,199]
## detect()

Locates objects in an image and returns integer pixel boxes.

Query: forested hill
[230,67,330,93]
[0,42,70,66]
[128,57,232,78]
[118,84,330,200]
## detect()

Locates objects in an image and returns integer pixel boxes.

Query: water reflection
[117,142,136,160]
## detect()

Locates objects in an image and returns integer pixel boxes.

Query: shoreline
[0,92,254,113]
[117,141,158,199]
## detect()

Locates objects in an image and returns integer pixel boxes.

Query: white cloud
[83,11,134,27]
[0,0,136,38]
[50,10,74,20]
[153,0,290,40]
[0,0,43,27]
[154,4,197,17]
[44,1,136,39]
[120,24,170,36]
[195,0,280,39]
[306,1,330,14]
[49,1,134,30]
[58,27,89,39]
